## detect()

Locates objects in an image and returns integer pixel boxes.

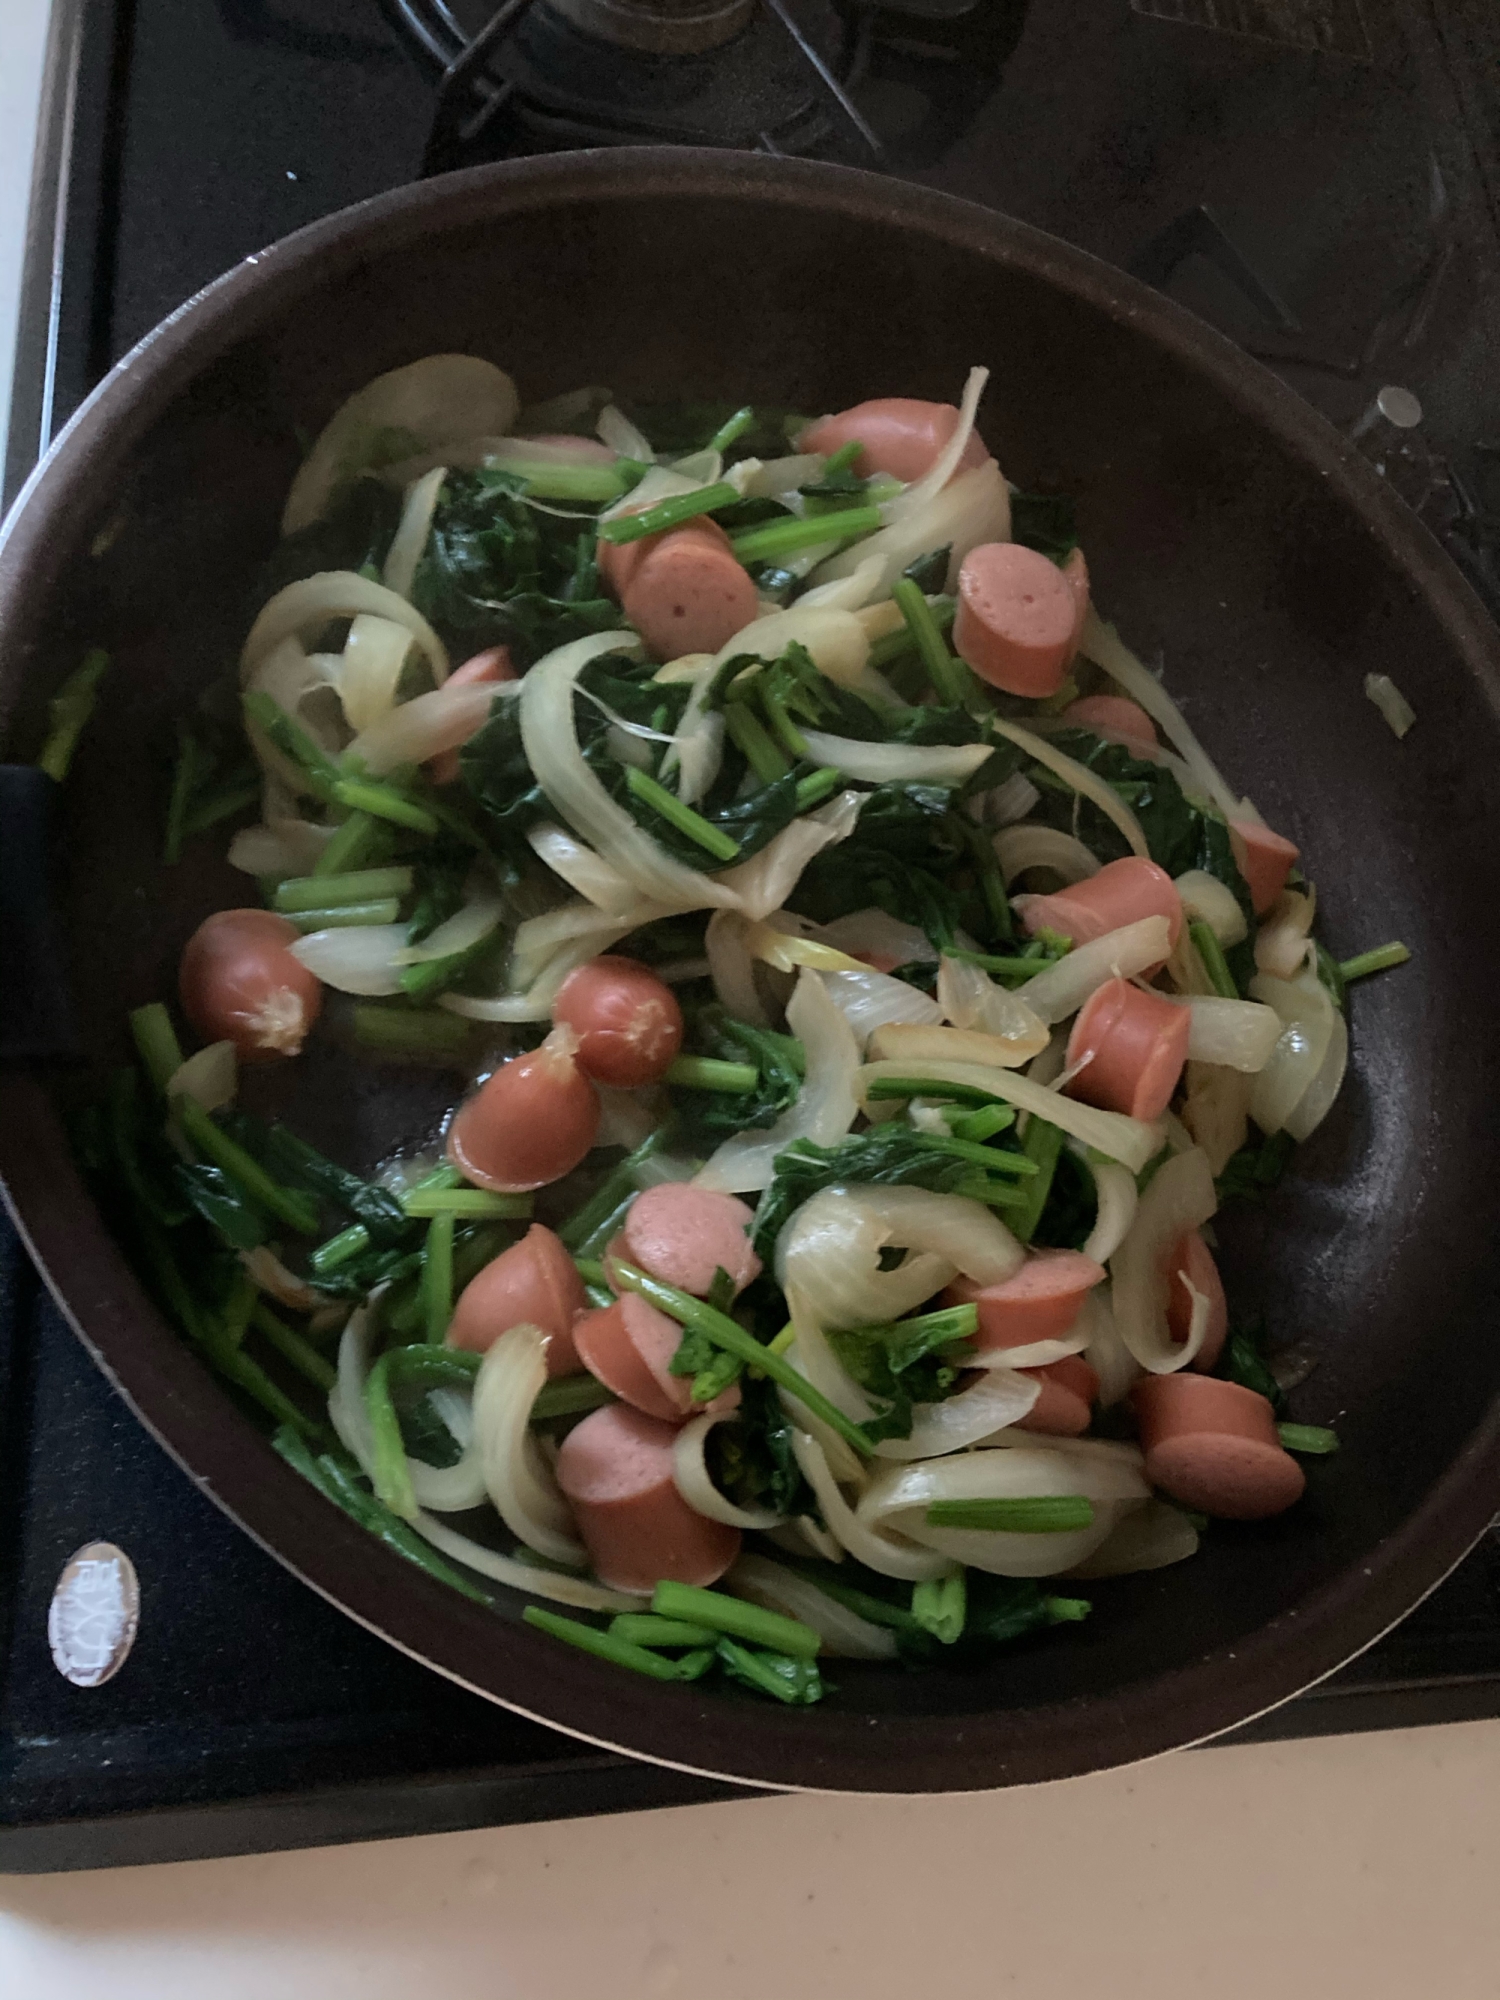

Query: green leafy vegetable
[1009,491,1079,564]
[1215,1127,1295,1203]
[1215,1317,1287,1415]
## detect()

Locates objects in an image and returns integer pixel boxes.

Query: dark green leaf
[1009,491,1079,564]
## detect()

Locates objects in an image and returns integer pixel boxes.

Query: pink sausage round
[797,398,989,484]
[623,531,759,660]
[1230,819,1300,915]
[1062,693,1159,756]
[1013,855,1184,953]
[1065,976,1191,1122]
[597,513,733,603]
[1015,1354,1101,1437]
[941,1248,1106,1352]
[446,1223,586,1376]
[557,1402,741,1593]
[953,542,1078,698]
[1061,545,1090,653]
[1131,1373,1305,1520]
[574,1293,740,1422]
[428,646,517,785]
[1165,1229,1228,1372]
[615,1183,761,1299]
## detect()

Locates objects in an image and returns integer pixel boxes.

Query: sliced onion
[521,632,742,911]
[338,614,414,733]
[1170,995,1283,1072]
[1110,1145,1217,1373]
[382,464,447,601]
[228,817,335,877]
[1180,1061,1253,1174]
[526,823,641,916]
[726,1555,897,1660]
[744,916,867,975]
[1077,1288,1142,1407]
[1255,887,1317,979]
[709,606,871,688]
[779,1312,878,1428]
[329,1306,488,1516]
[792,1430,952,1581]
[658,666,724,806]
[717,789,863,921]
[983,772,1043,827]
[1249,955,1337,1135]
[777,1184,1022,1328]
[1079,1157,1138,1265]
[858,1057,1161,1173]
[596,402,654,461]
[243,640,344,794]
[696,966,859,1193]
[797,555,887,614]
[890,365,989,517]
[871,1368,1041,1461]
[1067,1499,1198,1577]
[392,896,502,965]
[1175,868,1248,947]
[1013,916,1173,1026]
[995,824,1102,887]
[166,1041,236,1113]
[1364,671,1416,738]
[937,957,1051,1057]
[472,1324,587,1566]
[442,895,665,1022]
[594,1084,661,1153]
[821,966,943,1045]
[673,1414,785,1529]
[870,1016,1046,1075]
[242,572,449,685]
[858,1447,1142,1578]
[409,1511,642,1611]
[282,355,517,534]
[811,458,1012,593]
[727,452,824,499]
[291,922,407,996]
[987,715,1149,859]
[705,909,769,1025]
[601,465,699,521]
[1284,1005,1348,1142]
[1076,613,1241,819]
[818,908,936,966]
[240,1245,324,1312]
[799,731,991,787]
[345,675,503,777]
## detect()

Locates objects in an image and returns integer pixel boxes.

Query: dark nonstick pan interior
[3,151,1500,1794]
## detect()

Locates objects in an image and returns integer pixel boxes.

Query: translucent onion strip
[1173,995,1283,1072]
[986,715,1149,859]
[818,908,935,966]
[166,1040,237,1113]
[1079,1156,1138,1265]
[291,922,408,996]
[1078,613,1241,821]
[889,365,988,516]
[821,965,943,1045]
[777,1184,1023,1329]
[345,676,504,777]
[711,607,872,689]
[527,823,641,916]
[392,896,502,965]
[1067,1499,1198,1577]
[673,1414,785,1529]
[726,1555,897,1661]
[1077,1289,1142,1407]
[472,1325,587,1567]
[1175,869,1248,947]
[936,957,1051,1060]
[1284,1005,1348,1143]
[1180,1061,1253,1174]
[696,967,859,1193]
[228,818,335,877]
[1110,1145,1217,1373]
[870,1016,1047,1073]
[857,1058,1162,1174]
[329,1306,488,1515]
[338,615,414,733]
[242,572,449,686]
[870,1368,1041,1462]
[705,910,770,1025]
[798,732,993,787]
[1255,887,1317,979]
[1012,916,1172,1026]
[717,789,863,921]
[382,464,447,600]
[409,1511,641,1612]
[996,822,1102,887]
[1249,955,1337,1135]
[792,1430,952,1582]
[812,458,1012,593]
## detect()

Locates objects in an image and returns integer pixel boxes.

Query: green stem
[275,866,413,913]
[652,1580,821,1658]
[1189,920,1239,1000]
[163,727,207,865]
[181,776,261,836]
[1045,1595,1092,1623]
[665,1055,760,1093]
[950,1104,1016,1143]
[848,1304,978,1347]
[523,1605,691,1681]
[891,578,967,705]
[714,1636,822,1704]
[758,682,809,760]
[175,1096,320,1236]
[331,777,439,836]
[251,1302,337,1391]
[508,462,628,503]
[609,1613,717,1649]
[352,1004,473,1063]
[242,691,341,798]
[1008,1111,1065,1244]
[730,505,881,565]
[312,810,380,877]
[957,1176,1028,1210]
[290,898,401,931]
[625,765,740,861]
[820,440,864,477]
[531,1374,614,1423]
[869,596,955,669]
[794,766,842,812]
[403,1187,533,1219]
[1339,941,1410,983]
[911,1569,967,1644]
[558,1129,668,1253]
[926,1496,1094,1532]
[597,480,738,544]
[420,1212,455,1344]
[1278,1423,1340,1455]
[865,1075,1009,1109]
[724,700,789,783]
[129,1002,184,1094]
[36,649,109,783]
[613,1261,874,1458]
[705,407,755,456]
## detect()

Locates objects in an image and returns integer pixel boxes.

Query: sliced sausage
[598,512,732,601]
[557,1402,741,1593]
[573,1293,740,1422]
[623,528,759,661]
[942,1249,1106,1351]
[1015,1354,1101,1437]
[446,1223,586,1376]
[1231,818,1300,915]
[446,1026,600,1192]
[1065,976,1191,1123]
[797,399,989,484]
[614,1183,762,1298]
[1131,1373,1305,1520]
[1013,854,1184,955]
[954,542,1078,698]
[428,646,516,785]
[1061,693,1159,756]
[552,955,684,1088]
[179,909,322,1061]
[1166,1229,1228,1372]
[1061,545,1091,653]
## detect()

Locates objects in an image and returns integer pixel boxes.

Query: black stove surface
[5,0,1500,1871]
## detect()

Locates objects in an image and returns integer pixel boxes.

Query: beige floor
[3,1719,1499,1997]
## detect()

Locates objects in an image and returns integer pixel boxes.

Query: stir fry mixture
[78,357,1411,1702]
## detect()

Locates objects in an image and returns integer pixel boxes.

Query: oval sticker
[47,1541,140,1688]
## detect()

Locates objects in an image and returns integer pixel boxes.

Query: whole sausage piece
[557,1402,742,1593]
[1165,1229,1228,1372]
[597,513,731,602]
[941,1249,1106,1351]
[1015,1354,1101,1437]
[573,1293,740,1422]
[953,542,1079,698]
[446,1223,586,1376]
[1065,976,1191,1122]
[1131,1373,1305,1520]
[446,1028,600,1192]
[1230,819,1301,915]
[614,1183,762,1298]
[1013,855,1184,954]
[1061,693,1159,756]
[796,398,989,484]
[622,524,760,660]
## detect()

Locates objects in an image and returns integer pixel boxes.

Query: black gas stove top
[5,0,1500,1873]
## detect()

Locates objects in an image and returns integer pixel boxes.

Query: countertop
[3,1,1499,1988]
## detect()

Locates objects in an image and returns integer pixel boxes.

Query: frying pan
[3,150,1500,1794]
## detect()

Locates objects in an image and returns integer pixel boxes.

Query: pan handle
[0,764,79,1062]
